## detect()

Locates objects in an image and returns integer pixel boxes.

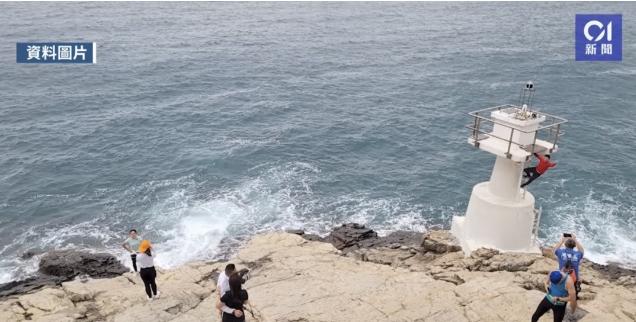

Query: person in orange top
[521,153,557,188]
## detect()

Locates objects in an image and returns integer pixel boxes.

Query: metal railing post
[530,130,538,159]
[532,207,543,242]
[552,123,561,150]
[472,114,479,141]
[506,128,514,158]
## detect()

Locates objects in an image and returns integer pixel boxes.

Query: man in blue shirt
[553,233,584,297]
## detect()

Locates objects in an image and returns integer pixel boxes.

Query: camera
[238,268,250,284]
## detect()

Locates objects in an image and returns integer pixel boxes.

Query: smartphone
[563,233,572,238]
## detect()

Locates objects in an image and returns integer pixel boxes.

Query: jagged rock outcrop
[38,251,129,279]
[1,229,635,322]
[0,251,128,298]
[421,230,462,254]
[324,223,378,250]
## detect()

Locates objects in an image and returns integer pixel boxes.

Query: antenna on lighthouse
[516,81,537,121]
[518,81,536,109]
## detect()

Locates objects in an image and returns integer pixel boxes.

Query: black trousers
[139,267,158,298]
[531,297,567,322]
[130,254,137,272]
[522,167,542,188]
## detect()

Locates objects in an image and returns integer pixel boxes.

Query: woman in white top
[137,240,160,300]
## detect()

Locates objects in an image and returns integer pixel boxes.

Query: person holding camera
[553,233,584,297]
[137,240,160,301]
[217,273,252,322]
[217,264,251,319]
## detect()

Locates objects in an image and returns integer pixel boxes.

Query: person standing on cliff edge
[217,273,252,322]
[137,240,160,301]
[122,229,142,272]
[553,233,584,298]
[521,153,557,188]
[217,264,237,318]
[531,270,577,322]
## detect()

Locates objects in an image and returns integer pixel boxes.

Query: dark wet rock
[320,223,424,254]
[326,223,378,250]
[19,249,45,260]
[421,230,462,254]
[0,275,63,298]
[38,250,128,279]
[301,234,325,242]
[285,229,305,235]
[587,261,636,282]
[358,230,424,250]
[0,250,127,298]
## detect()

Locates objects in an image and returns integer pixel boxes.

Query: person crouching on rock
[137,240,160,301]
[531,270,577,322]
[217,273,250,322]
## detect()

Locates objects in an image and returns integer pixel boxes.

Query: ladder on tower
[531,206,543,244]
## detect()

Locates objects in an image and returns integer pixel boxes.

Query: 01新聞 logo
[16,42,96,64]
[575,14,622,61]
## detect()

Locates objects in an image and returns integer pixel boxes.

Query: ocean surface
[1,2,635,283]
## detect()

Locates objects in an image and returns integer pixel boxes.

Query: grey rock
[285,229,305,236]
[421,230,462,254]
[586,261,636,282]
[326,223,378,250]
[470,248,500,260]
[39,250,128,279]
[0,250,127,298]
[301,234,325,243]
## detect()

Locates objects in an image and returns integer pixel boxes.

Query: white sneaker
[154,290,161,299]
[148,296,154,302]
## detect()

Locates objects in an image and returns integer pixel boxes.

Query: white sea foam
[152,200,232,268]
[2,162,634,284]
[540,189,636,268]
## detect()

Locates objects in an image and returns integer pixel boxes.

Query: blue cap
[550,271,563,284]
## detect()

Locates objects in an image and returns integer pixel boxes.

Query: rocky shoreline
[1,223,635,321]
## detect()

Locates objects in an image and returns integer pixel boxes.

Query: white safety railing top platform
[466,104,568,162]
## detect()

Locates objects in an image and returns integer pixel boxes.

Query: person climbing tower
[521,153,556,188]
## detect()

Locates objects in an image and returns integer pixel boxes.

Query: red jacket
[535,154,557,174]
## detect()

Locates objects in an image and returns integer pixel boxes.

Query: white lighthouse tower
[451,82,567,254]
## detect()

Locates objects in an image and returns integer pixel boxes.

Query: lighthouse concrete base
[451,182,541,255]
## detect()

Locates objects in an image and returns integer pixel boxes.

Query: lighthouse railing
[466,105,567,158]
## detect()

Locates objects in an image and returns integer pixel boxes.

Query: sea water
[0,2,635,283]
